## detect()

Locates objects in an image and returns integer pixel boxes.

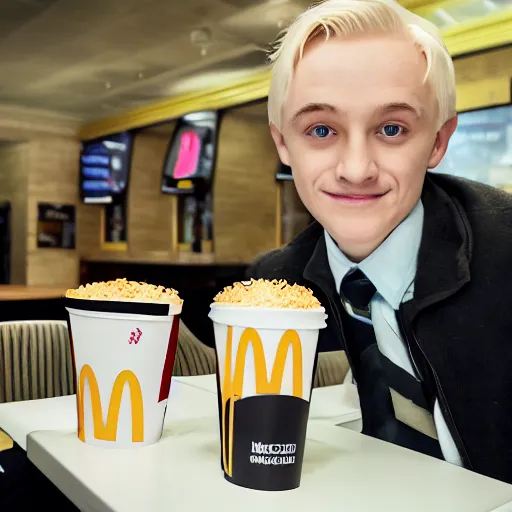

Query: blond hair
[268,0,456,131]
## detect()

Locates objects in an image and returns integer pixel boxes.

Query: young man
[248,0,512,484]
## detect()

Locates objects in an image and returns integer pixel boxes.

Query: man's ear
[428,115,458,169]
[270,123,291,166]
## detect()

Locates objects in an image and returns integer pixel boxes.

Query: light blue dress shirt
[324,200,462,466]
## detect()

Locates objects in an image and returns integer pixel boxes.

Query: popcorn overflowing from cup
[213,278,321,309]
[65,278,183,305]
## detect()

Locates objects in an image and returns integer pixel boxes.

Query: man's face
[271,33,457,260]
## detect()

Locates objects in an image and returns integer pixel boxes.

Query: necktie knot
[340,268,376,317]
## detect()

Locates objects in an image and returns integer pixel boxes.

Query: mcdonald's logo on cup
[220,326,305,477]
[77,364,144,443]
[209,287,326,491]
[66,299,182,449]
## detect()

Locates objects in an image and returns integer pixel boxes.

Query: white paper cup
[209,303,327,491]
[66,298,182,449]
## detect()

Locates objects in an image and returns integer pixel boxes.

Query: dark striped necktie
[340,268,443,459]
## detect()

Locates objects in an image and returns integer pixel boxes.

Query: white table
[174,374,363,426]
[2,377,512,511]
[0,379,218,451]
[27,418,512,512]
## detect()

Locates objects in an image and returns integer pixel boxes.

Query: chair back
[0,320,74,403]
[313,350,350,388]
[173,320,216,376]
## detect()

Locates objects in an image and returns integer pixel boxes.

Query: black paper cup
[209,304,327,491]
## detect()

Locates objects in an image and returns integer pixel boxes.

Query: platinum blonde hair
[268,0,456,131]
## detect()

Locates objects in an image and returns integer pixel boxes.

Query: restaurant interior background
[0,0,509,346]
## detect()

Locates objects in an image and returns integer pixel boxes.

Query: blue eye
[380,124,403,137]
[310,125,331,138]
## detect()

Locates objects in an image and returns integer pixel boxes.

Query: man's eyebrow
[291,103,337,122]
[376,102,423,118]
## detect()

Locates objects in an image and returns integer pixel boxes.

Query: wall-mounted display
[37,203,76,249]
[104,197,127,244]
[161,111,219,194]
[433,104,512,190]
[177,191,213,253]
[276,163,293,181]
[80,131,133,204]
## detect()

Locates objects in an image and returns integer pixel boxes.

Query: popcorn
[65,278,183,305]
[213,278,321,309]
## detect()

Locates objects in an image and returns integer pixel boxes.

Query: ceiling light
[190,28,212,46]
[105,82,112,90]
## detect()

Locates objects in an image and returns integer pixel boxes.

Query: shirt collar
[325,200,424,309]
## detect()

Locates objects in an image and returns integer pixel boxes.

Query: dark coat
[247,173,512,484]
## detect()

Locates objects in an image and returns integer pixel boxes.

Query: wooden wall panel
[214,103,279,263]
[26,136,81,287]
[0,143,29,284]
[76,203,102,256]
[455,46,512,112]
[127,132,176,254]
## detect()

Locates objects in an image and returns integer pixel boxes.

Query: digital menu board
[161,111,219,194]
[276,164,293,181]
[433,104,512,190]
[80,131,133,204]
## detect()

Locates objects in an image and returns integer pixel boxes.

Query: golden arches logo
[221,327,303,477]
[77,364,144,443]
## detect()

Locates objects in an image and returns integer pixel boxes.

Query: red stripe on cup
[158,315,180,402]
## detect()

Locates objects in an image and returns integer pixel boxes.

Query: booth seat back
[0,319,350,404]
[0,319,218,403]
[0,321,73,403]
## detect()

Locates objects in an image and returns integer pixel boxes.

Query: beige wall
[0,142,29,284]
[214,103,279,262]
[26,136,81,287]
[0,136,81,287]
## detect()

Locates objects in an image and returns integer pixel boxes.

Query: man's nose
[335,135,378,184]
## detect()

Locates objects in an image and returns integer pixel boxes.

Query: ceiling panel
[221,0,312,46]
[0,0,507,124]
[0,0,60,41]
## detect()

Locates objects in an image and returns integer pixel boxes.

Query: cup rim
[209,302,325,314]
[64,297,182,317]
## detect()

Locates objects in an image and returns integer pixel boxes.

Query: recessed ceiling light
[190,27,212,46]
[105,82,112,90]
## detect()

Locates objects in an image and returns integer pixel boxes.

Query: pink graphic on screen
[173,130,201,179]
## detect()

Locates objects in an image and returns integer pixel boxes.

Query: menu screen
[162,111,219,194]
[80,132,133,203]
[276,164,293,181]
[433,104,512,190]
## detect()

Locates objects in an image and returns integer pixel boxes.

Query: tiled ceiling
[0,0,509,123]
